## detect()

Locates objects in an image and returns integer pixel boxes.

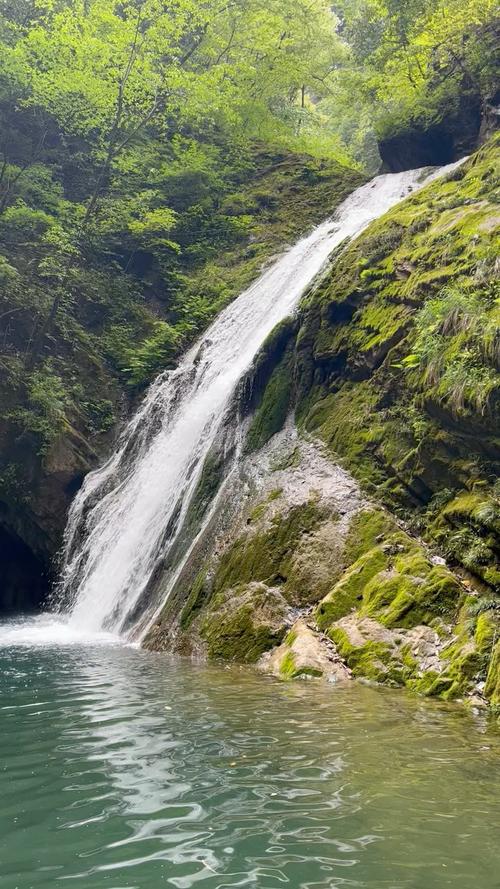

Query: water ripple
[0,631,499,889]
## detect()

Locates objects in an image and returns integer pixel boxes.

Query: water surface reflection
[1,632,499,888]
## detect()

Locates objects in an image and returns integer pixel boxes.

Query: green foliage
[326,0,499,161]
[0,0,359,425]
[121,321,181,387]
[8,362,70,454]
[0,31,358,483]
[406,283,500,415]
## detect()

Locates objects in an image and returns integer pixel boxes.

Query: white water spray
[56,163,462,641]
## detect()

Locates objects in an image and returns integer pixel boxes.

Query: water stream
[57,163,462,640]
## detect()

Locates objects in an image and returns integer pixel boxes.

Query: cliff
[147,136,500,711]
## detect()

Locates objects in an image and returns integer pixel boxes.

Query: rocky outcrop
[378,91,482,172]
[153,137,500,711]
[260,618,352,683]
[145,414,499,709]
[0,524,51,611]
[145,425,368,654]
[0,419,100,610]
[293,139,500,589]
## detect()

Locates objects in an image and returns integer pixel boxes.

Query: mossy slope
[249,137,500,590]
[232,138,500,707]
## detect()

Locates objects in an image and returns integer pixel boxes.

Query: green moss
[475,611,497,655]
[179,570,211,631]
[343,509,398,565]
[418,674,456,698]
[268,487,283,501]
[399,643,419,676]
[248,489,283,523]
[429,488,500,586]
[442,492,500,535]
[316,543,389,628]
[329,626,403,685]
[303,383,387,492]
[363,560,462,629]
[278,650,323,679]
[350,301,411,353]
[213,500,324,600]
[484,642,500,705]
[279,650,297,678]
[201,586,287,663]
[249,502,268,523]
[416,603,499,701]
[184,451,225,532]
[245,352,293,453]
[316,517,462,632]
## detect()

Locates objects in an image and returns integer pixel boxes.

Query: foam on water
[0,614,121,648]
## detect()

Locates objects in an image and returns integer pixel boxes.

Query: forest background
[0,0,497,457]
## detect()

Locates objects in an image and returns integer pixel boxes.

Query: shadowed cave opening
[0,525,52,614]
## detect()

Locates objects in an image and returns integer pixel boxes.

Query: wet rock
[200,582,290,663]
[260,618,351,682]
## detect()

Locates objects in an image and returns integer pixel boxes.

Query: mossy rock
[484,641,500,706]
[362,557,462,629]
[200,583,288,663]
[316,509,463,631]
[179,569,212,632]
[184,450,227,533]
[262,618,351,682]
[212,500,326,604]
[278,139,500,586]
[279,650,323,680]
[342,509,398,564]
[415,604,499,701]
[245,348,294,453]
[328,617,405,685]
[316,543,389,628]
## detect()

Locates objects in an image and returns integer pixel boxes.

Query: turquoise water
[1,618,500,889]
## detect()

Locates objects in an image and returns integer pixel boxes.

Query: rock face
[200,583,290,663]
[145,417,498,708]
[292,139,500,591]
[378,91,482,172]
[147,137,500,712]
[0,524,51,611]
[145,425,368,655]
[260,618,352,683]
[0,421,97,611]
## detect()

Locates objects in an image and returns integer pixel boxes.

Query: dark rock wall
[379,91,483,172]
[0,525,52,612]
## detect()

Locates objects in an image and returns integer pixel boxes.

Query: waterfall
[58,162,462,639]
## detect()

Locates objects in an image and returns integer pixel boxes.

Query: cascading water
[58,162,463,640]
